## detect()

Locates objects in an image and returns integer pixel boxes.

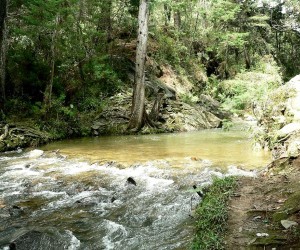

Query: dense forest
[2,1,300,249]
[0,0,300,136]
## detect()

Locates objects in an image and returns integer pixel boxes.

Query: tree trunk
[244,46,251,69]
[164,4,171,26]
[0,0,8,105]
[174,11,181,29]
[44,15,59,109]
[128,0,149,131]
[104,1,112,45]
[76,0,86,85]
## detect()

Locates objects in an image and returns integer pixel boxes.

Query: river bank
[192,155,300,249]
[0,88,228,153]
[221,74,300,248]
[225,156,300,249]
[0,122,51,152]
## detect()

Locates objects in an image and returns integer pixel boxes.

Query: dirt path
[225,157,300,249]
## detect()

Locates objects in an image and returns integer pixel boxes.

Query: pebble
[281,220,298,229]
[253,216,262,221]
[256,233,269,237]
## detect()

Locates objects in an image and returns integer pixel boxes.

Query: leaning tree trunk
[128,0,149,131]
[0,0,8,105]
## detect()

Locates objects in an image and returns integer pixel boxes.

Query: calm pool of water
[42,129,271,169]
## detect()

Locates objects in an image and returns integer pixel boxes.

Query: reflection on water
[42,129,271,169]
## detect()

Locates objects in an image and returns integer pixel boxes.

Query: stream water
[0,129,271,250]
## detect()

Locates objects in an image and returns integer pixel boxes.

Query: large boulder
[91,90,224,135]
[277,123,300,138]
[198,94,230,119]
[287,139,300,157]
[160,101,222,132]
[286,75,300,122]
[254,74,300,157]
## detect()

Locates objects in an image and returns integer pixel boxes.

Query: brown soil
[225,157,300,250]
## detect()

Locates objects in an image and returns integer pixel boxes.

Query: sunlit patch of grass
[192,177,237,250]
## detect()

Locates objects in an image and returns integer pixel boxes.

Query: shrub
[218,56,282,113]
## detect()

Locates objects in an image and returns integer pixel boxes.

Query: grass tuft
[192,176,237,250]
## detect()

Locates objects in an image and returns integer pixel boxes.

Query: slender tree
[0,0,8,104]
[128,0,150,131]
[45,15,59,109]
[164,3,171,26]
[173,0,181,29]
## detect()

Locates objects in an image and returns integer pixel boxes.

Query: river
[0,129,270,250]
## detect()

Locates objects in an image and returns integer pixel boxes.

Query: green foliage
[209,0,240,23]
[221,32,249,49]
[40,94,89,138]
[218,56,282,113]
[78,95,106,113]
[180,93,199,105]
[192,177,237,250]
[4,99,34,118]
[7,47,49,102]
[252,80,296,149]
[153,31,188,65]
[221,119,233,131]
[84,57,122,96]
[5,0,128,123]
[2,0,300,137]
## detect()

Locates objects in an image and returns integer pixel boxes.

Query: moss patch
[273,192,300,222]
[251,233,287,247]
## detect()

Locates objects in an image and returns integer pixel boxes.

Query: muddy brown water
[0,129,271,250]
[41,129,270,169]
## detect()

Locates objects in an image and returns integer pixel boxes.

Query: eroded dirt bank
[225,157,300,249]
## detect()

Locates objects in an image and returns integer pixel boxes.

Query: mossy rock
[251,234,287,246]
[281,192,300,213]
[272,211,290,222]
[273,192,300,222]
[0,141,6,151]
[267,157,291,174]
